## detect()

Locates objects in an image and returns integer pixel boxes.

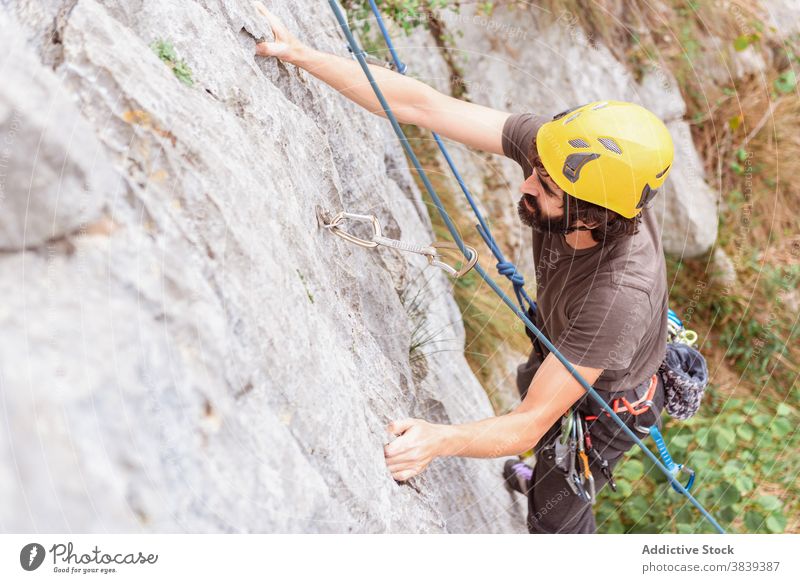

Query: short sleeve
[501,112,547,176]
[554,285,651,370]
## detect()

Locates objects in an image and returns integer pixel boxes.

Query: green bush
[596,396,798,533]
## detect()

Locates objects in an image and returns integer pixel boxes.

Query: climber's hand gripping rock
[384,418,445,482]
[253,2,306,64]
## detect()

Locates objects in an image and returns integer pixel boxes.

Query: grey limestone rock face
[0,0,525,533]
[0,11,117,251]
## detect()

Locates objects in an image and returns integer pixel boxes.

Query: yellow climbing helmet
[536,100,674,219]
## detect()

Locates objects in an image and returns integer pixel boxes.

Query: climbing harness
[327,0,724,533]
[583,374,659,422]
[322,211,478,278]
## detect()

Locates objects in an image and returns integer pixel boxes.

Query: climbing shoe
[503,459,533,496]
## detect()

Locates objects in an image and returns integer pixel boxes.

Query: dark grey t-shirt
[502,112,668,393]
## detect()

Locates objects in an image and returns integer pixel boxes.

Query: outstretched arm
[254,2,509,155]
[384,353,603,481]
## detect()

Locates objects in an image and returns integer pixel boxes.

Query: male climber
[253,3,671,533]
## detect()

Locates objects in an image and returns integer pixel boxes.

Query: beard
[517,194,564,234]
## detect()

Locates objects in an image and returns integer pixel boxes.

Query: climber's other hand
[384,418,444,481]
[253,2,305,64]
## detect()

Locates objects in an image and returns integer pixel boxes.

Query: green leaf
[605,519,626,534]
[733,35,751,51]
[771,417,792,437]
[689,450,712,468]
[628,496,651,520]
[752,414,771,427]
[676,523,695,534]
[736,424,755,441]
[619,459,645,481]
[713,426,736,449]
[696,427,711,447]
[766,513,787,533]
[774,70,797,94]
[671,434,691,449]
[615,479,633,498]
[744,510,765,532]
[718,505,738,523]
[756,495,782,511]
[716,482,741,507]
[728,411,746,423]
[676,502,700,524]
[735,475,755,494]
[776,403,792,416]
[722,460,743,477]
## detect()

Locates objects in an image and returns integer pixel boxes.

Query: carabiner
[323,211,382,248]
[427,241,478,278]
[670,464,696,493]
[633,399,658,434]
[575,413,596,504]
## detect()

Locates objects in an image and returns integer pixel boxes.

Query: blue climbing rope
[366,0,534,314]
[329,0,724,534]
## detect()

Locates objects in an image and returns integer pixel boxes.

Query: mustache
[517,193,562,233]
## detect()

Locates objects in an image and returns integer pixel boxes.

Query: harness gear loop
[323,211,478,278]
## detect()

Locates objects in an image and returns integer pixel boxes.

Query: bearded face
[517,192,565,233]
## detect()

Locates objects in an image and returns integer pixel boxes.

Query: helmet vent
[656,164,671,179]
[598,137,622,154]
[563,152,601,183]
[553,105,581,121]
[563,112,581,125]
[592,102,609,110]
[568,138,590,148]
[637,183,659,209]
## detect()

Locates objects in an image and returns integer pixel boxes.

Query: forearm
[438,410,548,459]
[294,47,433,123]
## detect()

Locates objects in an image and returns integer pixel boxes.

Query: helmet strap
[561,193,593,234]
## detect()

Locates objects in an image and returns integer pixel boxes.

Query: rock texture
[0,0,525,533]
[0,15,117,250]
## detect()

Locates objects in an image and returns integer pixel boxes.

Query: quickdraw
[321,211,478,278]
